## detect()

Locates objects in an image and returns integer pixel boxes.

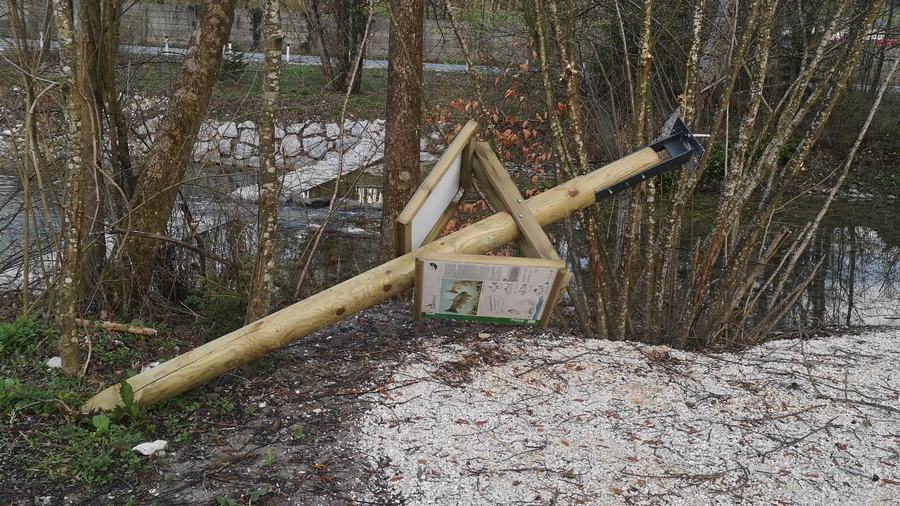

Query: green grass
[35,417,147,486]
[0,318,150,488]
[130,58,393,120]
[0,314,254,495]
[0,317,49,357]
[214,63,393,116]
[182,277,247,340]
[456,7,526,27]
[127,55,483,123]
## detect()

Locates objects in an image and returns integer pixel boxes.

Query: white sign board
[416,254,566,326]
[395,121,478,254]
[410,154,460,250]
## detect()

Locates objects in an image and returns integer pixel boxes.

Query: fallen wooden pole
[75,318,159,337]
[82,147,661,413]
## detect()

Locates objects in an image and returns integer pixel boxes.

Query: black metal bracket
[595,118,705,201]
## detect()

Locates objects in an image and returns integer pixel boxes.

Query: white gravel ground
[355,329,900,505]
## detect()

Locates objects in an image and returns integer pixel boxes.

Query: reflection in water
[800,225,900,326]
[0,172,897,328]
[356,186,382,205]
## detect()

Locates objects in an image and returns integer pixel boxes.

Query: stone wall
[131,113,440,203]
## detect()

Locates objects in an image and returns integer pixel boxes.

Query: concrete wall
[0,1,526,63]
[116,3,312,52]
[116,5,523,63]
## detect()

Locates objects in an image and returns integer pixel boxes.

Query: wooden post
[81,147,662,413]
[471,141,560,261]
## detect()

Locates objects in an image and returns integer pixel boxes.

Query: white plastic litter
[132,440,168,456]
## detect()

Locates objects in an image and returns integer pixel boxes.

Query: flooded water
[676,194,900,327]
[0,171,898,328]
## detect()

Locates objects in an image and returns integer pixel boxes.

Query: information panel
[415,254,567,326]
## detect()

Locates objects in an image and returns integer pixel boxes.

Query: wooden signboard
[415,253,568,327]
[395,120,478,256]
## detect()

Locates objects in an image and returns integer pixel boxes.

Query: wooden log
[75,318,159,337]
[81,147,662,413]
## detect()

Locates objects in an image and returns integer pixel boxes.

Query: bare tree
[304,0,336,87]
[98,0,135,198]
[70,0,110,303]
[246,0,284,323]
[108,0,236,315]
[698,0,737,90]
[380,0,424,259]
[6,0,54,311]
[51,0,89,376]
[530,0,887,346]
[529,0,610,337]
[334,0,370,93]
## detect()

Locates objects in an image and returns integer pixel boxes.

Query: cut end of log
[80,383,128,414]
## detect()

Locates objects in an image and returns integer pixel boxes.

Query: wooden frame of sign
[470,140,574,292]
[395,120,479,256]
[469,142,563,261]
[415,253,568,327]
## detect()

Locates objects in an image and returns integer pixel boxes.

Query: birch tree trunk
[614,0,654,340]
[530,0,598,336]
[51,0,86,376]
[522,0,883,347]
[109,0,235,315]
[246,0,283,323]
[684,0,883,344]
[379,0,423,260]
[542,0,614,337]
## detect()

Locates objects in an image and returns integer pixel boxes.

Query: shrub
[47,421,145,486]
[0,317,45,356]
[183,279,246,339]
[219,46,248,82]
[0,374,81,417]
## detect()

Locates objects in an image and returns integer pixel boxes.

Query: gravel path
[355,329,900,505]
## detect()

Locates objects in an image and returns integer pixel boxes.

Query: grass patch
[211,62,393,118]
[455,7,526,27]
[129,58,393,120]
[32,415,147,487]
[0,317,48,357]
[126,55,482,123]
[0,314,249,497]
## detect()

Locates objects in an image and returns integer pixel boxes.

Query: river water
[0,172,898,328]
